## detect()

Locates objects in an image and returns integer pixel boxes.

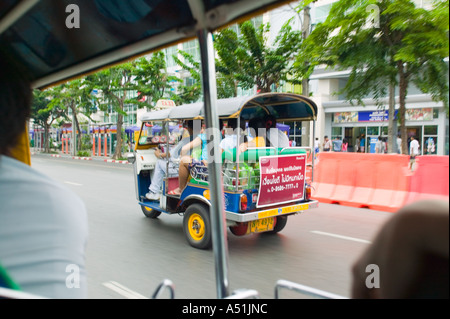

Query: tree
[171,50,202,105]
[30,89,67,153]
[300,0,449,154]
[171,49,236,104]
[44,80,94,154]
[87,63,135,160]
[132,52,179,108]
[214,20,302,93]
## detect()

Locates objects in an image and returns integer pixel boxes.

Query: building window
[424,125,438,155]
[183,40,200,62]
[165,45,178,68]
[331,127,342,140]
[313,3,332,25]
[367,127,379,136]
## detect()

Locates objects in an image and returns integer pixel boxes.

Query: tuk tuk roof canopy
[141,93,318,122]
[0,0,295,90]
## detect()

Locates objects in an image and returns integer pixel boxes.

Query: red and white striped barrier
[104,159,131,164]
[72,156,92,161]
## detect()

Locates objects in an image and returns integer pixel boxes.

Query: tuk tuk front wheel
[141,205,161,219]
[183,204,212,249]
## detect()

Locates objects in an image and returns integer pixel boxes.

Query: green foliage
[171,50,202,105]
[76,150,91,157]
[300,0,449,153]
[214,21,302,93]
[130,53,179,108]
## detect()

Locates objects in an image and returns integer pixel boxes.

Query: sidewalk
[31,149,132,165]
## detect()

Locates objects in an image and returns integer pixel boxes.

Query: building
[95,0,449,155]
[308,0,449,155]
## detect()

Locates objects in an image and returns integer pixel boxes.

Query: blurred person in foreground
[0,50,88,298]
[352,199,449,299]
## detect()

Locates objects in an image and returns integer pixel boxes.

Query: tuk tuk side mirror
[126,152,136,164]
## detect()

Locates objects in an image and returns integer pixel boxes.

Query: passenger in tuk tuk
[145,120,194,201]
[219,117,247,153]
[264,114,290,149]
[238,116,266,153]
[0,52,88,298]
[170,121,209,195]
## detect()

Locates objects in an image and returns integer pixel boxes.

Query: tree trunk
[70,101,82,155]
[301,4,311,147]
[388,83,396,153]
[44,123,50,153]
[397,62,408,155]
[113,100,124,160]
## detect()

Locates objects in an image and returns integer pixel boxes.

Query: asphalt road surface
[30,154,392,299]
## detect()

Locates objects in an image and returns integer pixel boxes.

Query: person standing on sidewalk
[332,137,343,152]
[409,136,420,170]
[323,136,332,152]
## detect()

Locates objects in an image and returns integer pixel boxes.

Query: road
[30,154,392,299]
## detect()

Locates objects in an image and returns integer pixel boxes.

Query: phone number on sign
[267,183,299,193]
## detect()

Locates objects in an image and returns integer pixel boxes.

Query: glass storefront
[330,109,441,154]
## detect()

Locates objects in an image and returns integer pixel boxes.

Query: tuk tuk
[129,94,319,250]
[0,0,337,299]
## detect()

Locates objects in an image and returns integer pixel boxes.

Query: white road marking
[64,181,83,186]
[102,281,147,299]
[311,231,371,244]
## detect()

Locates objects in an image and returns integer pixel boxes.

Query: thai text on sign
[256,155,306,208]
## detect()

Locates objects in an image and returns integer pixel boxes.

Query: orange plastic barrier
[327,153,357,205]
[312,153,411,212]
[311,154,338,204]
[367,155,411,212]
[405,156,449,204]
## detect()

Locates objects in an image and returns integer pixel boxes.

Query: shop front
[329,107,443,155]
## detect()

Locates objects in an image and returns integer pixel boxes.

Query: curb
[104,159,131,164]
[33,153,131,165]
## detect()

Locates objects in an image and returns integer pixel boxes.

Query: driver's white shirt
[0,155,88,298]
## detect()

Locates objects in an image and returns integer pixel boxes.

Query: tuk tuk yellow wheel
[141,205,161,219]
[183,204,211,249]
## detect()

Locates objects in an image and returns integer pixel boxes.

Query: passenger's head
[183,120,194,135]
[263,114,277,129]
[0,51,32,156]
[248,116,265,137]
[226,118,238,131]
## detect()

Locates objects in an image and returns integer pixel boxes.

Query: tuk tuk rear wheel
[267,216,288,234]
[183,204,211,249]
[141,205,161,219]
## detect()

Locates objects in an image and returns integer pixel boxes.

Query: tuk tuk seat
[278,148,308,155]
[221,148,277,163]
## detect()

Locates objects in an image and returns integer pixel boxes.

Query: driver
[145,120,194,201]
